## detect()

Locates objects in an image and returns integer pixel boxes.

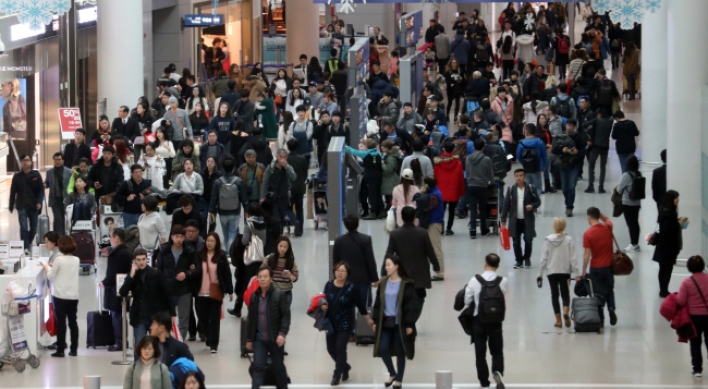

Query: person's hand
[130,264,138,277]
[369,322,376,331]
[501,222,506,228]
[525,205,533,211]
[176,272,186,281]
[259,198,265,203]
[321,304,328,311]
[246,342,253,351]
[139,193,145,199]
[117,159,123,165]
[241,132,249,137]
[279,159,288,168]
[142,128,147,134]
[229,294,234,302]
[373,281,380,288]
[587,141,592,145]
[562,147,569,154]
[276,335,286,347]
[36,203,42,210]
[128,194,136,201]
[405,328,413,335]
[98,282,103,288]
[570,149,578,155]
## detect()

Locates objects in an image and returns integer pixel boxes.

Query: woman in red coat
[433,142,465,235]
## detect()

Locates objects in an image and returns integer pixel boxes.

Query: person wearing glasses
[9,154,44,251]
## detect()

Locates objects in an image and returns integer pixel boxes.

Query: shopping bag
[384,208,397,234]
[172,317,181,341]
[47,303,56,336]
[499,224,511,251]
[243,277,259,307]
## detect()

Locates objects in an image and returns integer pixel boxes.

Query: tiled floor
[1,15,703,389]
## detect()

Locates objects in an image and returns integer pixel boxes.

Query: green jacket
[257,98,278,139]
[172,151,201,175]
[371,277,422,360]
[67,169,95,194]
[381,146,402,196]
[123,359,171,389]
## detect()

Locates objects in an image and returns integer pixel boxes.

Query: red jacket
[433,152,465,202]
[660,293,695,343]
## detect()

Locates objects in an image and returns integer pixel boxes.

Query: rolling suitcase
[240,317,250,357]
[72,230,96,272]
[36,199,50,245]
[86,286,115,348]
[355,308,376,345]
[570,279,602,333]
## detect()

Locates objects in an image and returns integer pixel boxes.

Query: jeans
[133,315,152,347]
[617,152,634,173]
[468,186,489,233]
[175,293,192,340]
[326,330,351,378]
[559,165,580,210]
[512,219,533,265]
[379,326,406,382]
[252,338,288,389]
[658,262,675,296]
[17,207,39,250]
[547,274,571,314]
[525,172,543,192]
[122,212,141,229]
[51,200,66,235]
[588,266,615,320]
[622,205,641,245]
[289,193,305,226]
[111,309,123,346]
[218,213,240,253]
[273,196,297,229]
[472,321,504,388]
[690,315,708,373]
[53,296,79,353]
[587,147,609,188]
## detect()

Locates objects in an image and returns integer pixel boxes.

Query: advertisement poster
[0,78,28,140]
[9,316,28,352]
[263,36,287,67]
[9,240,24,257]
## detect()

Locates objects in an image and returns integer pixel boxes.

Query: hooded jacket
[464,152,494,188]
[611,119,639,154]
[538,233,579,278]
[516,137,549,171]
[433,153,465,201]
[381,146,403,195]
[378,99,402,122]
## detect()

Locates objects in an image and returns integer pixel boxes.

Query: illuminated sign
[183,14,224,27]
[11,24,46,42]
[78,6,97,24]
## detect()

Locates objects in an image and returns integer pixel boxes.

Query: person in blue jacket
[345,139,384,220]
[515,124,548,191]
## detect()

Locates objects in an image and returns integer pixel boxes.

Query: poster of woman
[0,78,27,140]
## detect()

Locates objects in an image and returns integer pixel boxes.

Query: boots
[554,314,562,328]
[563,306,571,328]
[294,221,303,237]
[544,179,557,193]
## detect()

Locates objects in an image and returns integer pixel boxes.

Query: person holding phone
[266,236,298,308]
[537,217,578,328]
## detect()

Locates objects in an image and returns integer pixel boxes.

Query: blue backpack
[170,358,205,389]
[466,100,480,116]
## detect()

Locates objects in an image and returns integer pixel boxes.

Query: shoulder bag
[172,112,187,140]
[610,232,634,276]
[207,259,224,301]
[691,277,708,309]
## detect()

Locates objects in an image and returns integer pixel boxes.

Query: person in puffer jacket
[433,142,465,235]
[345,139,385,220]
[377,91,402,123]
[537,217,579,329]
[491,87,514,146]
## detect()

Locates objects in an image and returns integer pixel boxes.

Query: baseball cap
[308,81,317,87]
[401,168,414,180]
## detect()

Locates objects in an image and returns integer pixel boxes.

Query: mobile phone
[537,278,543,288]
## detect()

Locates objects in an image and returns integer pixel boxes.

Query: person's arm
[123,364,135,389]
[530,183,541,210]
[580,248,591,278]
[500,186,510,224]
[279,290,292,337]
[193,174,204,195]
[259,167,271,201]
[209,178,220,213]
[617,172,631,195]
[113,181,129,203]
[284,164,297,182]
[676,280,690,306]
[464,280,476,307]
[344,146,368,159]
[537,241,549,278]
[159,362,172,389]
[237,179,248,209]
[183,111,193,138]
[156,217,168,243]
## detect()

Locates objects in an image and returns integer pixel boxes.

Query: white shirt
[516,186,525,219]
[46,255,80,300]
[464,270,508,316]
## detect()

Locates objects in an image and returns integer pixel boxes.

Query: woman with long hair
[616,155,642,253]
[500,35,515,80]
[266,236,298,307]
[172,139,201,175]
[272,68,291,117]
[178,370,206,389]
[138,142,166,191]
[123,335,171,389]
[370,255,421,389]
[228,202,266,317]
[113,137,133,180]
[652,190,684,298]
[229,63,244,90]
[523,91,549,125]
[537,217,578,328]
[278,111,294,151]
[189,102,210,141]
[93,115,112,147]
[308,57,324,83]
[208,101,237,145]
[199,156,222,231]
[154,127,175,188]
[676,256,708,377]
[567,48,587,83]
[251,62,270,88]
[132,102,154,134]
[622,42,641,100]
[391,169,419,227]
[197,233,233,353]
[186,86,209,115]
[443,59,465,121]
[285,88,304,118]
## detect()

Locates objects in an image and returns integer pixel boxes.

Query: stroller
[307,174,328,230]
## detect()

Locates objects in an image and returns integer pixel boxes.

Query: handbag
[382,316,396,329]
[384,207,396,234]
[207,260,224,301]
[274,95,283,105]
[646,224,660,246]
[243,221,265,265]
[499,224,511,251]
[610,232,634,276]
[46,303,56,336]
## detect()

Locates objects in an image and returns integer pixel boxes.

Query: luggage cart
[473,184,500,235]
[66,204,98,274]
[311,176,328,230]
[0,294,40,372]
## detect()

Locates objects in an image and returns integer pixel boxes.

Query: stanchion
[84,376,100,389]
[112,297,132,365]
[435,370,453,389]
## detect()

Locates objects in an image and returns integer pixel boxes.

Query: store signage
[78,6,97,24]
[58,108,83,140]
[401,11,422,48]
[11,23,46,42]
[183,14,224,27]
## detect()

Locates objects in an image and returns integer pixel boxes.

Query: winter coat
[391,184,419,227]
[433,153,465,202]
[101,244,132,312]
[238,135,273,167]
[172,150,201,175]
[434,33,451,59]
[233,99,256,134]
[246,286,291,341]
[154,243,200,297]
[517,137,549,171]
[384,224,440,289]
[397,112,423,134]
[332,231,379,284]
[491,95,514,143]
[378,99,402,123]
[538,234,579,278]
[87,158,124,198]
[381,147,403,196]
[652,207,682,265]
[199,142,225,168]
[583,116,614,149]
[522,100,549,125]
[450,34,471,65]
[119,266,176,327]
[114,178,153,215]
[465,152,495,188]
[501,183,541,239]
[372,277,422,360]
[623,49,641,75]
[660,293,695,343]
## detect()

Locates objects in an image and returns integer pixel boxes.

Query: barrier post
[84,376,100,389]
[111,297,132,365]
[435,370,453,389]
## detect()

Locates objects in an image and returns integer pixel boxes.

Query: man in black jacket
[114,165,153,228]
[111,106,141,144]
[552,120,587,216]
[155,225,199,341]
[120,248,176,347]
[652,149,667,211]
[287,139,308,236]
[63,128,92,168]
[220,81,241,111]
[384,207,440,301]
[150,312,194,366]
[88,146,124,202]
[246,266,291,389]
[9,154,45,250]
[233,91,256,134]
[333,215,378,305]
[379,121,414,155]
[582,108,613,193]
[99,229,133,352]
[611,110,640,173]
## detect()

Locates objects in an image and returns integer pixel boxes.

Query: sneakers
[598,187,607,194]
[565,209,573,217]
[624,244,640,253]
[431,274,445,281]
[493,371,505,389]
[513,263,523,269]
[445,229,454,236]
[331,377,341,386]
[584,186,595,193]
[470,231,477,239]
[210,348,218,354]
[692,371,703,378]
[524,260,531,269]
[227,308,241,317]
[609,310,618,326]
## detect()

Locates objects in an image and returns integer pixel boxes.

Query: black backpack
[555,96,572,119]
[597,80,614,106]
[475,275,505,323]
[476,42,490,62]
[628,171,646,200]
[519,142,541,173]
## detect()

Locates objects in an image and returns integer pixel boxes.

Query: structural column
[640,4,668,165]
[666,0,708,259]
[97,0,144,114]
[286,1,320,66]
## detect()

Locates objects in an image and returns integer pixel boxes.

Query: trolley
[472,184,500,235]
[0,291,40,372]
[66,203,98,274]
[310,175,328,230]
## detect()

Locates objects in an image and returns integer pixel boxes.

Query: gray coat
[45,166,73,207]
[501,182,542,238]
[123,360,171,389]
[435,33,452,60]
[396,112,422,134]
[163,109,193,142]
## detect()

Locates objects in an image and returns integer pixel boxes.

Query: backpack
[519,142,541,173]
[475,275,506,323]
[555,96,572,119]
[218,176,241,211]
[628,171,646,201]
[466,100,480,116]
[597,80,614,106]
[487,145,508,178]
[169,358,205,389]
[476,42,489,62]
[558,36,570,54]
[243,221,265,265]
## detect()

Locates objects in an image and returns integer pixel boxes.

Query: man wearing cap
[428,95,447,126]
[233,91,256,134]
[306,81,323,111]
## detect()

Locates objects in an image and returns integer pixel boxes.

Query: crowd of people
[6,2,708,389]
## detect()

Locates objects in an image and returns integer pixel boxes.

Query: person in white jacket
[537,217,579,329]
[138,143,166,191]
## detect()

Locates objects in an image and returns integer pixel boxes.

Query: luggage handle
[97,283,107,314]
[568,277,594,298]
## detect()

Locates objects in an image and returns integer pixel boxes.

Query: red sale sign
[58,108,83,140]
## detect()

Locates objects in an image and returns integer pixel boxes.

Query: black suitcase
[240,317,249,357]
[87,286,115,348]
[355,308,376,345]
